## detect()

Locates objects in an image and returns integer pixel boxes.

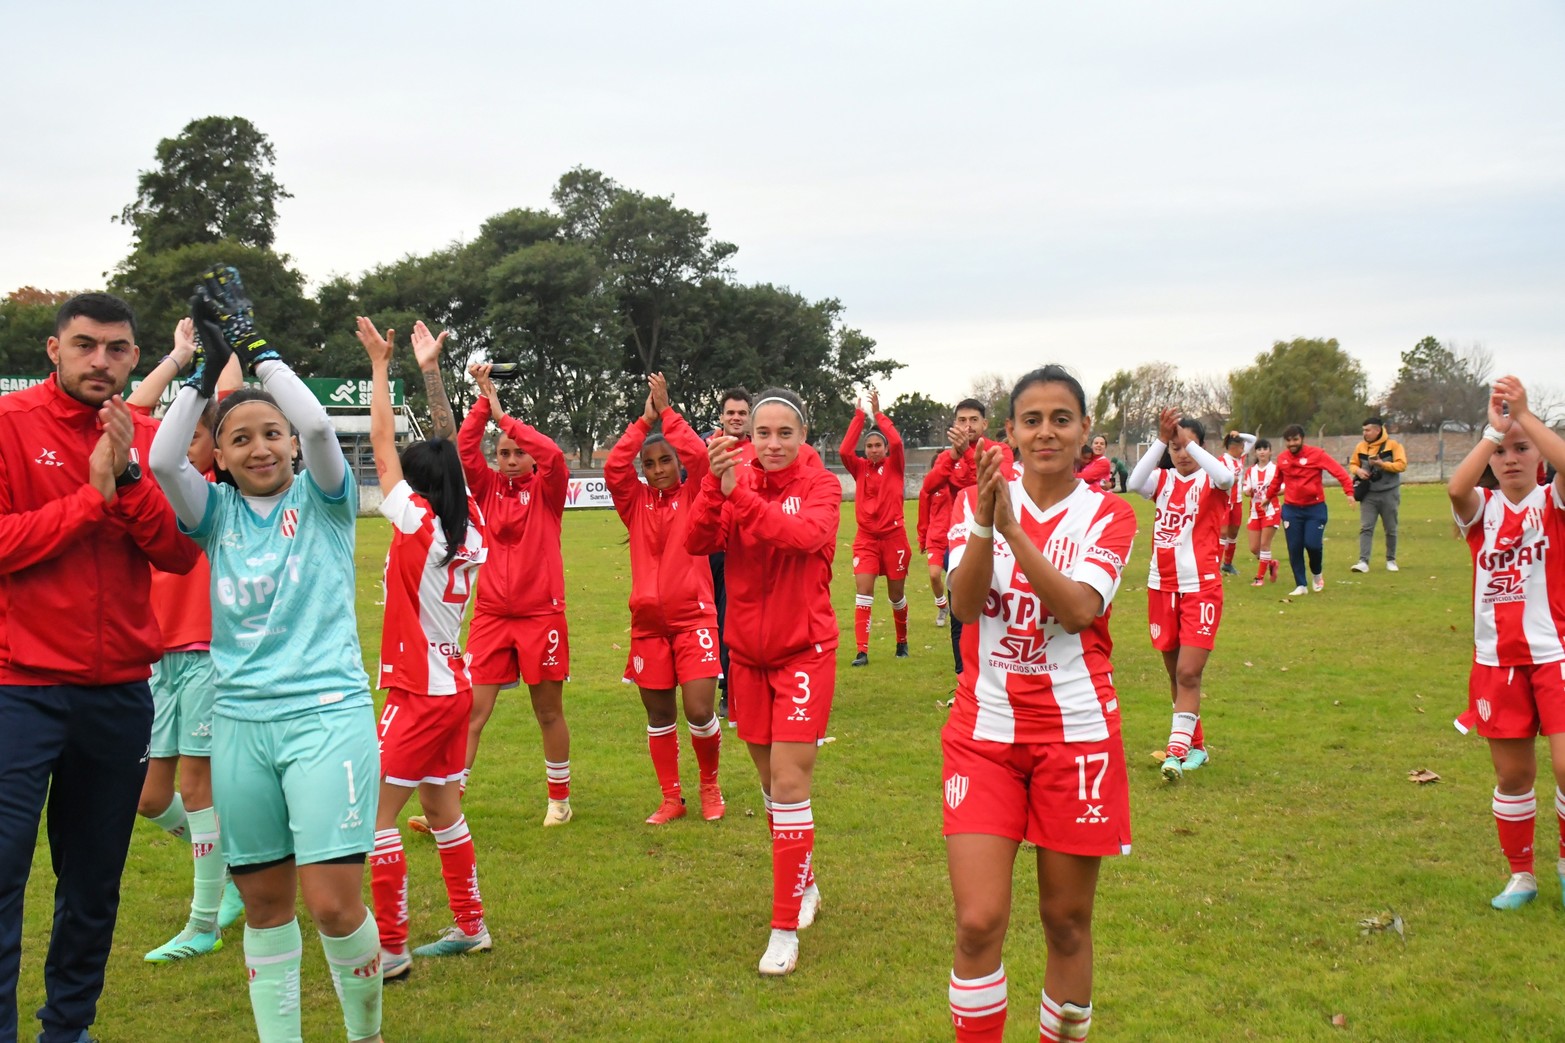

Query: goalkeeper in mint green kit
[150,267,383,1043]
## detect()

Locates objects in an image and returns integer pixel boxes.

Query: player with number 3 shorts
[687,386,840,978]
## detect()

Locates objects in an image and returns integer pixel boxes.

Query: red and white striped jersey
[1244,462,1281,525]
[947,479,1137,744]
[1224,452,1246,508]
[1146,468,1228,592]
[378,480,489,694]
[1457,484,1565,667]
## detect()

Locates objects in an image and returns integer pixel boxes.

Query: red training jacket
[685,456,841,665]
[1275,443,1353,507]
[917,468,953,555]
[839,409,907,538]
[927,439,1016,545]
[458,395,568,618]
[605,408,717,637]
[0,375,201,685]
[127,402,213,650]
[1076,454,1112,491]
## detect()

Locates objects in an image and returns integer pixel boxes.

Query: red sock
[951,965,1007,1042]
[1222,538,1236,566]
[432,815,485,935]
[770,799,814,929]
[765,792,812,888]
[1494,788,1536,874]
[647,723,681,798]
[1556,788,1565,858]
[892,597,909,643]
[1191,714,1205,751]
[688,716,721,786]
[854,596,872,653]
[370,828,408,951]
[545,759,570,801]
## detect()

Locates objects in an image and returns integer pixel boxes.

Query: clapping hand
[411,321,448,372]
[355,318,396,367]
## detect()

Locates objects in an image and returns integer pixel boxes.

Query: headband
[753,396,806,425]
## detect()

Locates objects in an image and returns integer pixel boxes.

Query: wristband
[160,354,179,372]
[968,521,993,539]
[1482,425,1505,447]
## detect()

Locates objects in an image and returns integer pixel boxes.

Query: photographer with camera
[1348,415,1406,574]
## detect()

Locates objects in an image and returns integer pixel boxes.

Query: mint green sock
[148,793,189,842]
[244,919,303,1043]
[320,911,382,1041]
[186,805,225,932]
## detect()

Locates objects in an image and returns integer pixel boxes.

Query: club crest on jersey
[279,508,299,539]
[781,496,801,515]
[944,773,969,809]
[1477,698,1493,722]
[519,490,532,506]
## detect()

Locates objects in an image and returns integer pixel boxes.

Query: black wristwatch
[115,460,142,488]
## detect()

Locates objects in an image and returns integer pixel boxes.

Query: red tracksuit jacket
[926,439,1016,540]
[839,409,907,538]
[685,456,841,665]
[1275,444,1353,507]
[917,469,953,555]
[458,396,567,618]
[0,376,201,685]
[605,409,717,637]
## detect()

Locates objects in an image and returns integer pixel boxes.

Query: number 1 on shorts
[1076,752,1108,800]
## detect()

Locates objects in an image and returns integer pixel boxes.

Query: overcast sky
[4,1,1562,405]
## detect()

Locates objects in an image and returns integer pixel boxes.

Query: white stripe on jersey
[1147,468,1223,592]
[1460,485,1565,667]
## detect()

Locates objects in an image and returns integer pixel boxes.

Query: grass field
[17,484,1561,1041]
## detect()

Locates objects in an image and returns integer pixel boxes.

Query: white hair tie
[753,396,806,424]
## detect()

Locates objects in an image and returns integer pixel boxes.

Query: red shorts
[468,610,569,688]
[378,687,472,787]
[729,645,836,746]
[624,626,723,689]
[925,542,948,569]
[853,529,912,580]
[1226,499,1244,529]
[1147,587,1223,652]
[940,722,1131,856]
[1467,661,1565,738]
[1246,505,1281,531]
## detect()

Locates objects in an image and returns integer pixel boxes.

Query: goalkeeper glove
[200,265,281,371]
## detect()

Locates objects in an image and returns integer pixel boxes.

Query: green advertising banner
[0,375,404,407]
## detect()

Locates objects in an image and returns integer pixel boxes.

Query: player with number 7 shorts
[840,391,914,667]
[151,267,384,1042]
[686,386,841,979]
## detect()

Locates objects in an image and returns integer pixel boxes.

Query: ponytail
[400,438,471,567]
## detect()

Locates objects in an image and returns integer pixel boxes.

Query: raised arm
[662,411,711,487]
[457,370,496,498]
[1449,393,1509,525]
[1182,436,1234,489]
[876,394,905,472]
[150,387,219,530]
[356,317,403,497]
[1126,444,1164,499]
[411,321,456,440]
[839,406,867,477]
[1496,375,1565,502]
[604,415,650,518]
[127,318,200,410]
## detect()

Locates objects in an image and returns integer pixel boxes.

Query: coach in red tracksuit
[1275,423,1355,595]
[0,293,201,1043]
[840,392,913,665]
[686,387,840,978]
[457,364,575,825]
[606,374,726,824]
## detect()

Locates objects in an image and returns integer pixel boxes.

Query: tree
[885,392,951,446]
[1383,336,1491,431]
[1184,374,1234,438]
[966,373,1014,437]
[0,288,73,374]
[117,116,291,254]
[1092,363,1186,450]
[1228,338,1368,435]
[109,243,316,375]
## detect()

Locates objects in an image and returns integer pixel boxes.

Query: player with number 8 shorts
[606,372,727,825]
[840,389,914,666]
[943,367,1136,1043]
[1448,374,1565,911]
[686,386,841,978]
[1126,408,1236,783]
[151,267,383,1042]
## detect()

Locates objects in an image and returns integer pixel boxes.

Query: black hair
[1282,423,1306,439]
[863,428,888,446]
[753,387,808,429]
[211,388,296,487]
[1008,366,1088,418]
[954,397,987,418]
[55,292,138,344]
[719,386,752,408]
[1254,437,1271,451]
[1363,416,1384,428]
[1224,431,1245,449]
[400,438,470,567]
[1159,417,1208,469]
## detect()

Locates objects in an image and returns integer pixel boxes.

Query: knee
[1039,902,1093,958]
[954,905,1008,958]
[306,892,368,937]
[137,791,172,819]
[644,705,677,729]
[1175,668,1204,692]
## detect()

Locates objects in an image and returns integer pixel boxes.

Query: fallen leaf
[1332,1013,1348,1028]
[1408,769,1440,785]
[1415,707,1425,714]
[1172,827,1196,836]
[1333,700,1341,706]
[1243,661,1254,667]
[611,643,622,650]
[1280,666,1289,672]
[1149,750,1170,765]
[745,809,755,818]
